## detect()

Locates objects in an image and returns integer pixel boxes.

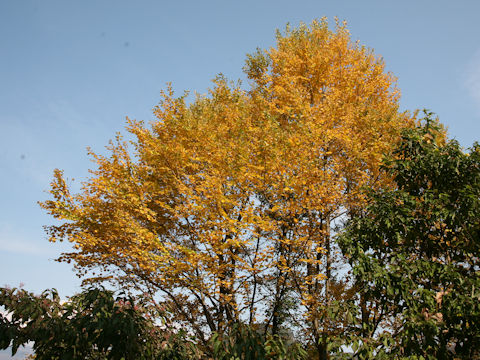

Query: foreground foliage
[0,287,199,359]
[211,324,307,360]
[339,116,480,359]
[0,287,308,360]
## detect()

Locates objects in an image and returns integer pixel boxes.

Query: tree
[0,286,200,359]
[40,19,410,355]
[339,115,480,359]
[244,20,411,358]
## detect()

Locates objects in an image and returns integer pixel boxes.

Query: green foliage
[0,287,199,360]
[0,285,307,360]
[339,113,480,359]
[210,323,307,360]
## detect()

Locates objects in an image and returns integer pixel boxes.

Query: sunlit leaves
[40,19,409,348]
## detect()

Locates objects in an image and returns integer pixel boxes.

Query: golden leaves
[41,19,411,335]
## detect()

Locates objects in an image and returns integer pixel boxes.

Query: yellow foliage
[40,19,411,340]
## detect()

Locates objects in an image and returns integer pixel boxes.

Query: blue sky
[1,0,480,303]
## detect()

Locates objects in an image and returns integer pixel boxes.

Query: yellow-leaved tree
[40,19,411,355]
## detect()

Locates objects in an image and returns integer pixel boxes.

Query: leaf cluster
[210,323,307,360]
[339,114,480,359]
[0,287,198,360]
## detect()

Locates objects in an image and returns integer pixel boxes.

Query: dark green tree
[0,286,199,360]
[339,114,480,359]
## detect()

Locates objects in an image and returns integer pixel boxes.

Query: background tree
[40,19,410,355]
[339,115,480,359]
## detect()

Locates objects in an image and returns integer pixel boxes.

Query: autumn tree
[40,19,410,355]
[339,116,480,359]
[243,20,412,358]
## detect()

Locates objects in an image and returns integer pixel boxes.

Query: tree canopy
[39,19,412,356]
[339,116,480,359]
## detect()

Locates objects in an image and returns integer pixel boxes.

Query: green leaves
[0,287,198,360]
[340,114,480,359]
[210,323,306,360]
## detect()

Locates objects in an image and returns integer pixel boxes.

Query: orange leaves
[40,19,412,337]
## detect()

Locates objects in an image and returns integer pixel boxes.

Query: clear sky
[1,0,480,302]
